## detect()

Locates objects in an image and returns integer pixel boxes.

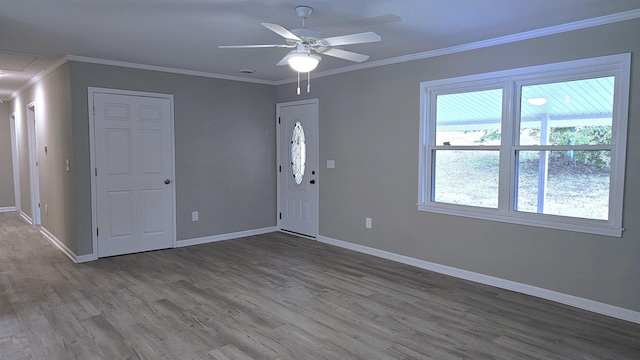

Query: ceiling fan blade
[219,44,293,48]
[261,23,302,42]
[322,32,381,46]
[321,48,369,62]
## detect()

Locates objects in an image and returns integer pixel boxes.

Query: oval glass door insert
[291,121,306,185]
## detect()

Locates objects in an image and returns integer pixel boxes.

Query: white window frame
[418,53,630,237]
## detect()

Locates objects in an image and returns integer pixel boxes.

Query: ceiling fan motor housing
[291,28,323,44]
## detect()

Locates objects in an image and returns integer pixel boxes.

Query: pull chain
[295,72,312,95]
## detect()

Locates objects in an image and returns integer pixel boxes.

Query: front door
[93,90,175,257]
[278,99,318,237]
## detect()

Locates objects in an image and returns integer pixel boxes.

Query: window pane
[436,89,503,146]
[520,77,614,146]
[516,150,610,220]
[433,150,499,208]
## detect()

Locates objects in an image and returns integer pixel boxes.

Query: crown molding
[10,56,69,100]
[65,55,278,86]
[275,8,640,85]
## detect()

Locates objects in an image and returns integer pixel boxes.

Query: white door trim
[88,87,177,259]
[26,102,40,225]
[9,112,21,212]
[276,98,319,238]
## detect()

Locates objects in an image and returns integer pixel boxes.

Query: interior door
[94,92,174,257]
[278,99,318,237]
[26,104,40,225]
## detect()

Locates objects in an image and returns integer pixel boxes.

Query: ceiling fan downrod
[296,6,313,28]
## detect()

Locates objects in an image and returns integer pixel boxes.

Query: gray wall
[10,63,76,249]
[276,19,640,311]
[69,62,277,255]
[0,102,15,208]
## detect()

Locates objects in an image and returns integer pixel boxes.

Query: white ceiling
[2,0,640,100]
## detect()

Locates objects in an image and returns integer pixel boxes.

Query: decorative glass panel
[291,121,306,185]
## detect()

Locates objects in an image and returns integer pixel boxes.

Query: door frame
[26,102,40,225]
[88,87,177,258]
[276,98,319,238]
[10,112,21,212]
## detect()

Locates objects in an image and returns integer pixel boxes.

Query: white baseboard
[177,226,278,248]
[41,226,277,263]
[41,227,77,262]
[40,227,98,263]
[19,211,32,224]
[75,253,99,263]
[0,206,16,212]
[318,235,640,325]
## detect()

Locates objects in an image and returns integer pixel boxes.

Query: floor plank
[0,212,638,359]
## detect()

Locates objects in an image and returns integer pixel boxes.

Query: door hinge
[279,212,282,220]
[38,202,40,208]
[95,168,98,176]
[279,165,281,173]
[93,106,96,116]
[97,228,99,236]
[278,117,281,124]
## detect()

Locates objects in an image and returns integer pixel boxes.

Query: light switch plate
[327,160,335,168]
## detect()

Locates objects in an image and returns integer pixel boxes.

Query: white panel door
[94,92,174,257]
[278,100,318,237]
[27,104,40,225]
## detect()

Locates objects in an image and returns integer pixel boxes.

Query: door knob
[164,179,171,184]
[310,179,316,184]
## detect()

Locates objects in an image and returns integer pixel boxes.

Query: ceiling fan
[219,5,382,93]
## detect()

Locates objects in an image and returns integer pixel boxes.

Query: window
[418,54,630,236]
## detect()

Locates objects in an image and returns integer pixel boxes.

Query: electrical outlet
[365,217,372,229]
[192,211,199,221]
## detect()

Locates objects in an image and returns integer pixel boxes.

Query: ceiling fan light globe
[288,53,320,73]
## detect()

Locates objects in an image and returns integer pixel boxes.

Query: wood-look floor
[0,212,638,359]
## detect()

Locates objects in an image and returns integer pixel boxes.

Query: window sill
[417,203,623,237]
